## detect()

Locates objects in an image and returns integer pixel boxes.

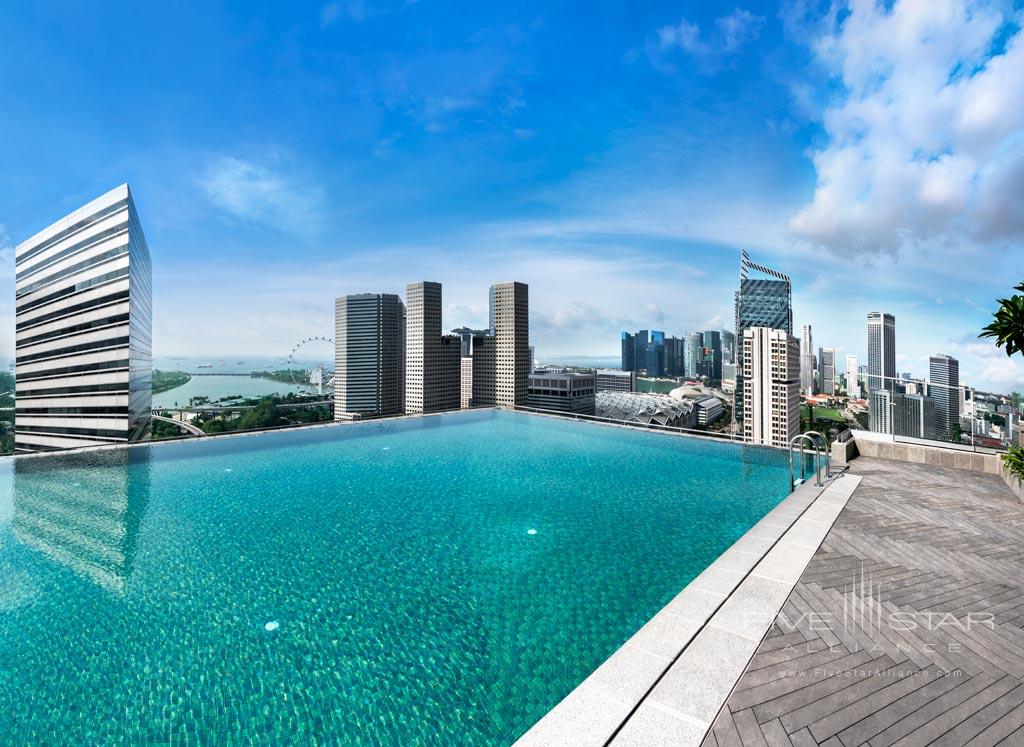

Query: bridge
[150,414,206,437]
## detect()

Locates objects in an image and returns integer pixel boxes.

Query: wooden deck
[702,457,1024,746]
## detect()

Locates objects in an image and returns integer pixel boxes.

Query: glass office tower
[14,184,152,452]
[733,251,792,425]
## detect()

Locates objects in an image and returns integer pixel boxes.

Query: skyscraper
[721,330,736,365]
[742,327,800,447]
[894,393,936,440]
[14,184,152,452]
[664,336,684,377]
[734,251,792,424]
[620,331,635,371]
[491,281,529,407]
[929,353,960,439]
[702,330,723,380]
[846,354,859,397]
[818,347,836,396]
[870,389,893,434]
[405,281,460,414]
[800,325,815,396]
[867,312,896,433]
[334,293,405,418]
[867,312,896,394]
[644,330,665,377]
[685,333,702,379]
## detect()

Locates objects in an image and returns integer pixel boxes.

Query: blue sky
[1,1,1022,391]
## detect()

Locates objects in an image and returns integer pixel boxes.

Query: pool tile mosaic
[0,410,794,744]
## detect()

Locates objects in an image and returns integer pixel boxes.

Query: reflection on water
[12,449,151,595]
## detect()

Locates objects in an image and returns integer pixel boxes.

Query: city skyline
[0,2,1022,393]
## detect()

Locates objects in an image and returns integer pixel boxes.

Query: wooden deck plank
[701,458,1024,747]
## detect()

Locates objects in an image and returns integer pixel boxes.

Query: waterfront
[151,374,310,408]
[151,357,317,408]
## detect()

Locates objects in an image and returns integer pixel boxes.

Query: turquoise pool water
[0,410,794,745]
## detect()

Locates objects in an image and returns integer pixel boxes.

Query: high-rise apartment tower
[741,327,800,447]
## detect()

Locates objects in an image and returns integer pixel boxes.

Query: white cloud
[198,151,326,237]
[320,1,369,26]
[652,9,765,72]
[789,0,1024,254]
[0,225,14,279]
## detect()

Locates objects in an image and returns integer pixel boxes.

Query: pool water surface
[0,410,794,744]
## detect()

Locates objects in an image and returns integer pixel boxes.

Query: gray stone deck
[701,457,1024,746]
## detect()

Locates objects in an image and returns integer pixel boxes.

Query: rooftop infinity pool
[0,410,794,744]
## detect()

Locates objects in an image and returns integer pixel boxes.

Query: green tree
[980,282,1024,356]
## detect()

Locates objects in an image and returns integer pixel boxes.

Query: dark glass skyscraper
[620,331,635,371]
[734,251,792,424]
[929,353,960,438]
[702,330,723,380]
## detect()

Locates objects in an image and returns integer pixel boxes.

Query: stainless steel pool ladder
[789,433,825,490]
[803,431,831,479]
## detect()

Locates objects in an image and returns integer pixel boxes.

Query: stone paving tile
[704,458,1024,746]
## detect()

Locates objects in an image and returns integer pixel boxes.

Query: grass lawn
[802,405,846,422]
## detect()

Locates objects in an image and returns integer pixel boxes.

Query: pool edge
[513,472,861,747]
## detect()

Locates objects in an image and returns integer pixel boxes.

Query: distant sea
[536,355,620,369]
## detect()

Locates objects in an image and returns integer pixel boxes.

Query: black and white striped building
[14,184,152,452]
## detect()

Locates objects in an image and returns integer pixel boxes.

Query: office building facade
[818,347,836,396]
[334,293,404,418]
[867,312,896,433]
[846,354,859,397]
[721,330,736,365]
[620,331,635,372]
[694,396,724,426]
[491,281,529,407]
[894,392,936,440]
[702,330,723,380]
[734,251,792,425]
[867,312,896,394]
[405,281,460,414]
[14,184,152,452]
[460,356,473,409]
[595,368,636,392]
[741,327,800,447]
[527,370,596,414]
[800,325,815,396]
[869,389,893,434]
[686,333,703,379]
[929,353,960,439]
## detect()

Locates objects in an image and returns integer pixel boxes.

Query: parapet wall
[849,430,1023,501]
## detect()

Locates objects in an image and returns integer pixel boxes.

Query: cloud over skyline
[788,0,1024,254]
[0,1,1021,393]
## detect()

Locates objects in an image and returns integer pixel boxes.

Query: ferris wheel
[287,337,335,395]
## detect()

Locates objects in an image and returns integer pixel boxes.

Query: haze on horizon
[1,1,1022,392]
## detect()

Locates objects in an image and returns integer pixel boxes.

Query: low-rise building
[596,391,696,429]
[527,370,596,414]
[595,368,636,392]
[694,396,724,426]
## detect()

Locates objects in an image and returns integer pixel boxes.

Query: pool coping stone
[513,471,861,747]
